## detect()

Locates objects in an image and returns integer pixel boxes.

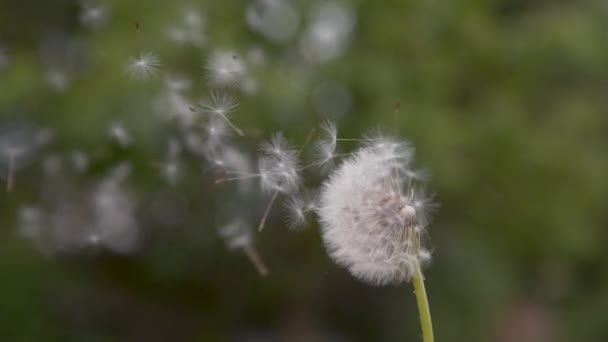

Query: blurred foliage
[1,0,608,341]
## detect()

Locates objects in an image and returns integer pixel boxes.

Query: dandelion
[126,51,161,81]
[204,49,246,87]
[316,135,435,341]
[199,91,243,136]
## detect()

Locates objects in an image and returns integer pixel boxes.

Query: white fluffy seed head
[316,138,433,285]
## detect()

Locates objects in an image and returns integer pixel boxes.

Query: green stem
[412,261,434,342]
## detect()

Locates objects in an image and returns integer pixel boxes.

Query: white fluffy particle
[285,189,319,231]
[258,133,301,193]
[316,139,432,285]
[204,50,246,87]
[126,51,161,81]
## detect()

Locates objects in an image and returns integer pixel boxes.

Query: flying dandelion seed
[285,188,319,231]
[166,10,206,46]
[79,2,109,29]
[126,51,161,81]
[204,49,246,87]
[199,91,243,136]
[219,218,269,276]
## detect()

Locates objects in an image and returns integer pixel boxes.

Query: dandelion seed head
[126,51,161,81]
[316,139,434,285]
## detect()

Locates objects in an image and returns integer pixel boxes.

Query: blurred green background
[1,0,608,341]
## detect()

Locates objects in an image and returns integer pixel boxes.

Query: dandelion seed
[204,49,246,87]
[312,120,339,171]
[316,137,434,285]
[45,69,70,92]
[199,91,243,136]
[259,132,298,163]
[285,189,319,231]
[161,138,182,186]
[85,176,138,253]
[258,133,301,194]
[219,218,269,276]
[108,121,131,147]
[126,51,161,81]
[299,1,356,63]
[164,75,191,92]
[257,133,302,231]
[246,0,299,43]
[70,150,89,173]
[17,205,45,241]
[79,2,109,29]
[166,10,206,46]
[1,124,52,192]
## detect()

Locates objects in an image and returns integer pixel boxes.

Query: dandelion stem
[242,244,269,276]
[258,190,280,232]
[412,261,434,342]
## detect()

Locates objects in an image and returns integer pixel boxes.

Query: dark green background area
[1,0,608,341]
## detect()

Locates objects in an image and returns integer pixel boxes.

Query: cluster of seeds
[1,1,435,284]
